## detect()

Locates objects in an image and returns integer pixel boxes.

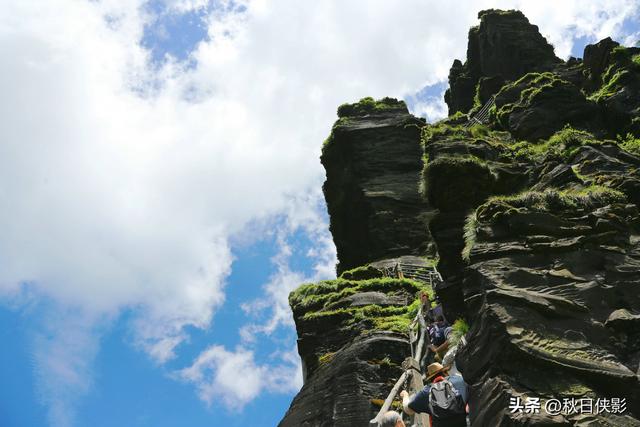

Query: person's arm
[399,390,415,416]
[436,340,450,354]
[430,326,453,354]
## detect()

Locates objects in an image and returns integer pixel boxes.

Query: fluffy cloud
[1,0,638,425]
[176,344,302,410]
[239,190,336,340]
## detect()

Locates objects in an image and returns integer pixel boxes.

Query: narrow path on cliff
[371,262,467,427]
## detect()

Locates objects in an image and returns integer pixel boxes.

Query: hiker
[427,317,453,361]
[400,362,468,427]
[420,292,446,324]
[379,410,405,427]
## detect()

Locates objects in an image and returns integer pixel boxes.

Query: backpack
[428,378,466,419]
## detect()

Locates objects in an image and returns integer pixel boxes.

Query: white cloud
[410,89,449,123]
[0,0,638,425]
[513,0,640,58]
[239,190,336,344]
[176,344,302,410]
[32,308,106,427]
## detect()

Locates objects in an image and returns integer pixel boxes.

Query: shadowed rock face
[494,73,604,141]
[279,332,409,427]
[445,9,561,115]
[321,98,434,274]
[281,9,640,427]
[460,196,640,426]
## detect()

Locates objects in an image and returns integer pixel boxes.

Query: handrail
[464,95,495,128]
[369,370,410,426]
[369,260,442,426]
[370,309,431,425]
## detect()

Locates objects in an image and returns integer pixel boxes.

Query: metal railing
[398,262,443,289]
[464,95,495,128]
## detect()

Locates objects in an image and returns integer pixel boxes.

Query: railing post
[369,370,409,426]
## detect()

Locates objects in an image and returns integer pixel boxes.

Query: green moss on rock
[339,264,384,281]
[337,97,407,118]
[505,126,604,162]
[494,72,602,141]
[463,186,627,259]
[290,277,429,334]
[590,46,640,102]
[465,186,627,250]
[483,186,625,214]
[619,133,640,156]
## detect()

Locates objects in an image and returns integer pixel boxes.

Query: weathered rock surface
[281,9,640,427]
[445,9,561,115]
[494,72,604,141]
[279,272,431,426]
[421,122,640,425]
[279,332,409,427]
[321,98,434,274]
[460,193,640,426]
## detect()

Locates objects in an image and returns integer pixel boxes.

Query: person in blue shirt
[400,362,468,427]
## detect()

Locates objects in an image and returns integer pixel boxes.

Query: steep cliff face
[445,9,561,115]
[279,259,433,426]
[460,189,640,426]
[321,98,434,274]
[282,9,640,427]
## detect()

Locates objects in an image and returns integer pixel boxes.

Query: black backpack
[428,379,466,419]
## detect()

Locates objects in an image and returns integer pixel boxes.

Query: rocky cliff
[321,98,434,274]
[280,9,640,427]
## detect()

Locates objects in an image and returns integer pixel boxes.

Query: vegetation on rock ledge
[337,97,406,118]
[462,186,627,260]
[290,275,432,334]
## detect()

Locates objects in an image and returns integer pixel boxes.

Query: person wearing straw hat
[399,362,468,427]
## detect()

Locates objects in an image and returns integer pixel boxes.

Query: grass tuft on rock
[449,318,470,347]
[488,186,626,211]
[318,352,336,365]
[337,97,406,118]
[290,276,432,334]
[506,126,603,162]
[463,187,627,259]
[462,211,478,262]
[619,133,640,156]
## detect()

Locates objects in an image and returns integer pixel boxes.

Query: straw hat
[426,362,448,381]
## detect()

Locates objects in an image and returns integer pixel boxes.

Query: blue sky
[1,1,639,427]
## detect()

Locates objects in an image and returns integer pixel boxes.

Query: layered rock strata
[281,9,640,426]
[321,98,434,274]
